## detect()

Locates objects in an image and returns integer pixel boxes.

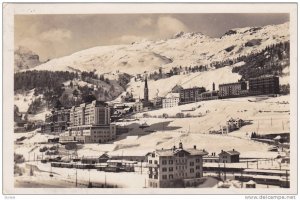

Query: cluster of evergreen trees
[14,70,78,91]
[232,42,290,79]
[147,64,209,81]
[15,70,128,113]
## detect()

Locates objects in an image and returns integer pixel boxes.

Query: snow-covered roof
[165,93,180,99]
[155,148,207,157]
[246,180,256,185]
[219,149,240,156]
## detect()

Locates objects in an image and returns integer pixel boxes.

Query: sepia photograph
[2,2,298,196]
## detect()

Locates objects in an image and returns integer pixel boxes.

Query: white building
[147,142,208,188]
[162,93,180,109]
[134,101,144,113]
[60,100,116,144]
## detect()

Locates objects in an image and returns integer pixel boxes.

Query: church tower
[144,75,149,103]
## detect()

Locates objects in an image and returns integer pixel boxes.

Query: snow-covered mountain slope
[126,66,242,100]
[28,22,289,75]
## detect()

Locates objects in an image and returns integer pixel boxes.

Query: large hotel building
[59,100,116,143]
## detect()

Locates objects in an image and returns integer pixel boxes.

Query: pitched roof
[155,148,208,157]
[219,150,240,156]
[165,93,180,99]
[186,148,209,156]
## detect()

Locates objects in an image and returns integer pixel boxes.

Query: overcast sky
[15,13,289,61]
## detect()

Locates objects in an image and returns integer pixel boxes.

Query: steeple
[144,75,149,102]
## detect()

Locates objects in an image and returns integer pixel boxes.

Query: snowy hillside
[126,66,242,100]
[28,23,289,75]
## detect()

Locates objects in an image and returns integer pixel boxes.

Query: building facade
[249,76,280,95]
[218,149,240,163]
[41,108,70,134]
[60,100,116,144]
[180,87,206,104]
[198,91,219,101]
[147,142,208,188]
[162,93,180,108]
[134,101,144,112]
[219,81,248,98]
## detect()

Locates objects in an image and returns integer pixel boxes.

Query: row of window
[148,160,158,164]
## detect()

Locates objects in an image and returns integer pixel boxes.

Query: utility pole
[271,118,272,126]
[104,172,107,188]
[285,170,289,188]
[75,168,78,187]
[279,162,281,170]
[218,163,221,180]
[241,170,243,188]
[224,162,226,181]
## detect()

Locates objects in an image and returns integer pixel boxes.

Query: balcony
[147,170,157,175]
[146,163,159,168]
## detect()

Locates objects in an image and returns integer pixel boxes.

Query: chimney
[233,149,235,151]
[173,145,176,151]
[179,142,183,149]
[193,145,196,149]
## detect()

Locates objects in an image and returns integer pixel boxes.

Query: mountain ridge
[25,22,289,76]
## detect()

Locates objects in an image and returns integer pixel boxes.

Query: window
[162,175,167,180]
[149,160,152,164]
[190,168,194,173]
[169,175,173,179]
[169,160,173,164]
[154,160,158,164]
[196,165,200,170]
[190,162,194,166]
[162,167,167,172]
[196,158,200,163]
[169,167,173,172]
[162,160,167,165]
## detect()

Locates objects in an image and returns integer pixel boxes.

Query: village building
[81,153,110,164]
[180,87,206,104]
[134,101,144,112]
[197,90,219,101]
[226,117,244,132]
[152,96,163,108]
[59,100,116,144]
[249,76,280,95]
[162,93,180,108]
[219,81,248,98]
[41,107,70,134]
[147,142,208,188]
[218,149,240,163]
[171,85,184,93]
